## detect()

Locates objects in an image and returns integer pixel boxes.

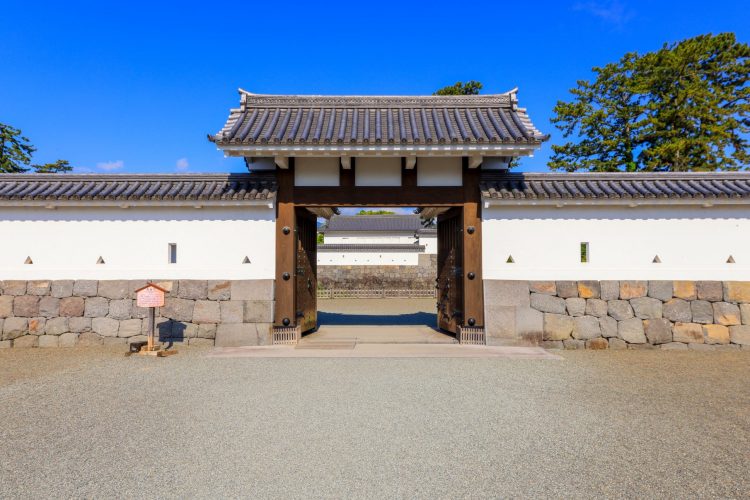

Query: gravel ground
[0,346,748,499]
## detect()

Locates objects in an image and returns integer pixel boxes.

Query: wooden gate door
[437,208,464,334]
[295,208,317,333]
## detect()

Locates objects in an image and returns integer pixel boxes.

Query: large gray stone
[220,301,244,324]
[2,317,28,340]
[599,316,618,338]
[600,281,620,300]
[672,322,703,343]
[691,300,714,324]
[563,339,585,350]
[13,296,39,317]
[530,293,566,314]
[197,323,217,339]
[38,297,60,318]
[663,299,691,323]
[618,318,646,344]
[586,338,608,349]
[577,281,600,299]
[565,298,586,317]
[2,281,28,296]
[556,281,578,298]
[92,317,119,337]
[84,297,109,318]
[193,300,221,324]
[73,280,99,297]
[0,295,14,318]
[68,317,92,333]
[543,313,573,341]
[230,280,275,301]
[572,316,601,340]
[713,302,741,326]
[729,325,750,345]
[723,282,750,302]
[215,323,262,347]
[620,281,648,300]
[59,297,85,317]
[13,335,38,348]
[59,332,78,347]
[77,332,103,346]
[108,299,132,320]
[27,281,51,296]
[178,280,208,300]
[661,342,689,350]
[630,297,662,319]
[644,318,672,345]
[608,337,628,350]
[702,325,729,345]
[484,305,516,341]
[161,298,195,322]
[50,280,74,298]
[45,317,69,336]
[516,307,543,344]
[207,280,232,300]
[98,280,129,299]
[28,318,45,335]
[648,281,673,301]
[584,299,607,318]
[696,281,723,302]
[673,281,697,300]
[118,319,142,338]
[243,301,275,323]
[38,335,59,348]
[483,280,530,308]
[741,303,750,325]
[529,281,556,295]
[608,300,634,321]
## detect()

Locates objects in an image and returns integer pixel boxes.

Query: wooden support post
[274,161,296,327]
[462,158,484,328]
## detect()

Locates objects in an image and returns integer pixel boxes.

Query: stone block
[208,280,232,300]
[50,280,75,298]
[690,301,713,324]
[118,319,142,338]
[13,335,38,348]
[702,324,729,345]
[600,281,620,300]
[193,300,221,324]
[2,281,28,296]
[529,281,556,295]
[644,318,672,345]
[189,338,215,347]
[742,304,750,325]
[215,323,261,347]
[230,280,275,301]
[84,297,109,318]
[69,317,91,333]
[73,280,98,297]
[0,340,10,349]
[530,293,566,314]
[45,317,69,336]
[713,302,741,326]
[154,280,176,293]
[132,304,150,319]
[729,325,750,345]
[38,297,60,318]
[563,339,585,350]
[620,281,647,300]
[572,315,601,340]
[77,332,103,346]
[516,307,543,342]
[608,300,634,320]
[672,323,703,343]
[28,318,45,335]
[58,296,85,317]
[244,301,275,323]
[723,282,750,303]
[27,280,51,296]
[618,318,646,344]
[161,298,195,322]
[220,301,244,324]
[599,316,618,338]
[648,281,673,302]
[540,340,563,350]
[0,296,13,318]
[169,322,198,340]
[178,280,208,300]
[58,332,78,347]
[128,280,148,298]
[14,296,39,317]
[608,337,627,350]
[543,313,573,341]
[585,299,608,318]
[556,281,578,298]
[197,323,217,339]
[3,317,28,340]
[577,281,600,299]
[628,343,656,350]
[108,299,132,320]
[630,297,662,319]
[696,281,723,302]
[660,342,688,350]
[565,298,586,317]
[484,305,516,340]
[38,335,59,348]
[586,338,608,349]
[483,280,531,307]
[673,281,697,300]
[103,337,126,346]
[98,280,129,299]
[92,317,119,337]
[663,299,691,323]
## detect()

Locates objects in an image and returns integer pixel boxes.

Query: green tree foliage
[316,232,324,244]
[0,123,73,173]
[550,33,750,172]
[356,209,395,215]
[434,81,483,96]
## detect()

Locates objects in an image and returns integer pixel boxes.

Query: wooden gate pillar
[274,163,296,327]
[462,160,484,328]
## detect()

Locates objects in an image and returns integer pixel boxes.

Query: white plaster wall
[417,157,462,186]
[419,234,438,254]
[0,206,276,280]
[318,252,419,266]
[294,157,340,186]
[482,205,750,280]
[355,157,401,186]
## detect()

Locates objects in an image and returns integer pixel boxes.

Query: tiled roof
[0,174,277,204]
[323,214,424,232]
[481,172,750,203]
[318,243,426,253]
[212,90,547,147]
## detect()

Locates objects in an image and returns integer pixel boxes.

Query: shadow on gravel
[318,311,437,326]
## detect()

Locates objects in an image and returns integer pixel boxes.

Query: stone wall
[318,254,437,291]
[484,280,750,350]
[0,280,274,348]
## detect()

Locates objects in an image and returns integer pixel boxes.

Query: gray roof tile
[318,243,426,253]
[324,215,424,232]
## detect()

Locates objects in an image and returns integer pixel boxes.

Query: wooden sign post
[134,283,176,357]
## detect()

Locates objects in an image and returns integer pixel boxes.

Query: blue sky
[1,0,748,175]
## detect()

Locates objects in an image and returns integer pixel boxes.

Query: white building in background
[318,214,436,266]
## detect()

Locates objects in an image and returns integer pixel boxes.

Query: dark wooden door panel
[437,208,463,334]
[295,208,317,333]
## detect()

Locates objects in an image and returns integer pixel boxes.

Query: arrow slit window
[168,243,177,264]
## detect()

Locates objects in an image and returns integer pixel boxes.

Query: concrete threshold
[207,344,562,359]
